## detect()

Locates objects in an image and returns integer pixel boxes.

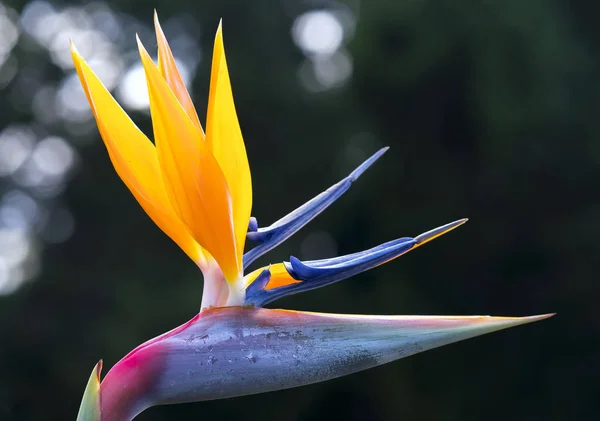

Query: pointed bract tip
[519,313,556,322]
[451,312,555,333]
[415,218,468,245]
[465,312,555,334]
[95,359,103,382]
[76,360,102,421]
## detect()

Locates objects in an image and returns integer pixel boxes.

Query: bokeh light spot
[117,62,150,110]
[293,11,344,57]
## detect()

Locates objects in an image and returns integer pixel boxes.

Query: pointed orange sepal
[206,21,253,268]
[137,37,240,281]
[71,42,204,265]
[154,11,204,136]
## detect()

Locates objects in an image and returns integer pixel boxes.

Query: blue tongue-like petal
[244,219,467,307]
[243,147,389,269]
[245,236,416,307]
[287,237,417,284]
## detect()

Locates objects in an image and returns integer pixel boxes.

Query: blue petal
[245,267,271,299]
[245,236,416,307]
[244,219,468,307]
[248,217,258,233]
[286,238,416,289]
[297,237,413,268]
[243,147,388,269]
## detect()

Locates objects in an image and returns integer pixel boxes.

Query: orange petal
[71,43,204,265]
[244,263,301,290]
[137,37,241,281]
[265,263,301,289]
[154,11,204,136]
[206,22,252,266]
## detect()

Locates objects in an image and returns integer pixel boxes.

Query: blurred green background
[0,0,596,420]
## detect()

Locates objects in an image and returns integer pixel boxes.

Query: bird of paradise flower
[72,12,553,421]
